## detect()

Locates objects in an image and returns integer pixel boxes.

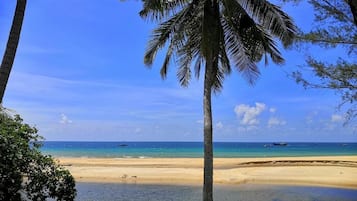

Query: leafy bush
[0,111,76,201]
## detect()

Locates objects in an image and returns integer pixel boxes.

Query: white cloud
[216,122,223,129]
[268,117,286,128]
[269,107,277,113]
[60,114,72,124]
[234,102,266,125]
[331,114,343,123]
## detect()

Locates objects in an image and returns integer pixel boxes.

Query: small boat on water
[273,142,287,146]
[119,144,128,147]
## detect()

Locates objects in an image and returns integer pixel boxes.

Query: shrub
[0,111,76,201]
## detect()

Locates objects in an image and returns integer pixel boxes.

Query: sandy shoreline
[57,156,357,189]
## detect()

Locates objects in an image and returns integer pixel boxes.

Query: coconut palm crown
[140,0,296,200]
[141,0,296,88]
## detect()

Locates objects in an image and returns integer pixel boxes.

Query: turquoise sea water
[41,141,357,158]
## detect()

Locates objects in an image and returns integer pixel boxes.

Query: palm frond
[160,42,174,79]
[174,3,203,86]
[237,0,297,47]
[221,2,262,84]
[222,20,260,84]
[175,27,200,86]
[177,52,192,87]
[194,55,203,79]
[140,0,190,21]
[144,4,194,66]
[219,36,232,75]
[212,65,225,93]
[211,53,231,93]
[256,25,285,64]
[222,0,285,65]
[211,24,232,92]
[142,0,295,91]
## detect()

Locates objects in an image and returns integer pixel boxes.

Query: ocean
[41,141,357,158]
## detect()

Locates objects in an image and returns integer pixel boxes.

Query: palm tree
[0,0,27,104]
[140,0,296,200]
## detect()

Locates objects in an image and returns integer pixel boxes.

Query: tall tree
[0,0,27,104]
[140,0,296,200]
[282,0,357,124]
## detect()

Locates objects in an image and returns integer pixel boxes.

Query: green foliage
[0,110,76,201]
[283,0,357,124]
[141,0,296,91]
[293,58,357,123]
[298,0,356,47]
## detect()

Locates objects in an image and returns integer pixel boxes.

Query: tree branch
[296,35,357,45]
[320,0,352,23]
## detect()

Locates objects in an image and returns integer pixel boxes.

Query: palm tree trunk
[0,0,27,104]
[203,58,214,201]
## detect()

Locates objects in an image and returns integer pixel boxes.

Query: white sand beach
[57,156,357,189]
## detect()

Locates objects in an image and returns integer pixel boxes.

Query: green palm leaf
[237,0,297,47]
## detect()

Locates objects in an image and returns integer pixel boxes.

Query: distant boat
[119,144,128,147]
[273,142,287,146]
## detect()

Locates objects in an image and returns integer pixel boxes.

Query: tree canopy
[0,110,76,201]
[141,0,296,90]
[282,0,357,124]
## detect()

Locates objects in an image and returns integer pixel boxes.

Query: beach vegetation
[140,0,296,200]
[0,110,76,201]
[282,0,357,124]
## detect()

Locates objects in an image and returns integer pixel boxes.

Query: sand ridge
[57,156,357,189]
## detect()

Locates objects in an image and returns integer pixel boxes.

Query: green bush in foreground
[0,111,76,201]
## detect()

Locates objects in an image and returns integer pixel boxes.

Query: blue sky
[0,0,355,142]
